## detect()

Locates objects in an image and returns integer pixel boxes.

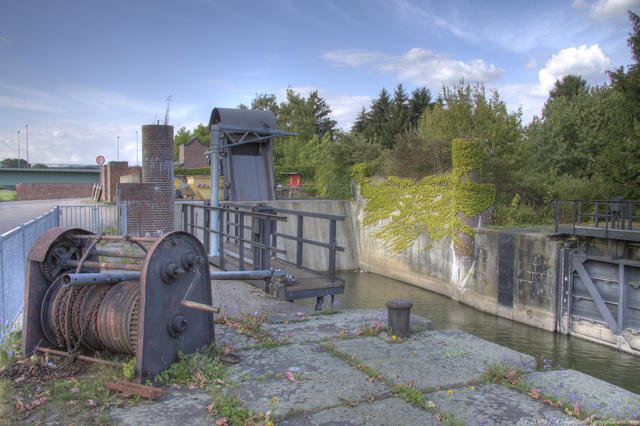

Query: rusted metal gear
[41,239,83,283]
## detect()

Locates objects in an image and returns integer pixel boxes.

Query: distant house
[178,137,209,168]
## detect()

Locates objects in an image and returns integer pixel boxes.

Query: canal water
[298,271,640,395]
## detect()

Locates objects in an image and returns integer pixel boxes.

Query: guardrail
[552,199,640,241]
[0,207,59,337]
[58,204,127,235]
[178,201,345,282]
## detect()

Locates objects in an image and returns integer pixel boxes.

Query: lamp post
[117,136,120,161]
[17,130,20,168]
[25,124,29,167]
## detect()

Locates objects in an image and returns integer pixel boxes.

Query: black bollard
[385,299,413,338]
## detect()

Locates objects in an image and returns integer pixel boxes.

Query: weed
[392,383,425,406]
[154,345,226,388]
[207,392,253,426]
[122,357,136,381]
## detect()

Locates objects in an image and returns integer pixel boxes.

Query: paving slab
[225,342,390,419]
[333,329,536,390]
[524,369,640,421]
[215,324,260,349]
[261,309,433,344]
[427,383,579,425]
[109,388,212,425]
[278,397,440,425]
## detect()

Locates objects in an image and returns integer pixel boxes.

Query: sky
[1,0,639,166]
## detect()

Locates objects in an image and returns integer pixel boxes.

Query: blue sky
[1,0,639,165]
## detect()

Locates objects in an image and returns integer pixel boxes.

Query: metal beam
[574,257,619,334]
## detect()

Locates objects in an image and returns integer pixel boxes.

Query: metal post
[210,126,221,257]
[189,205,195,235]
[238,212,245,271]
[554,200,559,232]
[296,215,303,268]
[203,205,210,255]
[617,263,626,335]
[182,204,187,232]
[329,219,337,282]
[218,209,225,269]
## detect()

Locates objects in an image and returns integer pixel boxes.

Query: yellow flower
[258,413,264,417]
[272,396,278,403]
[392,335,397,340]
[267,422,274,426]
[412,350,417,354]
[471,386,475,390]
[447,390,454,395]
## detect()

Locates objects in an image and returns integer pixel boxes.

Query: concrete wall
[350,192,561,332]
[16,182,94,200]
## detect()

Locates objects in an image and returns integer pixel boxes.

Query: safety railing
[177,201,345,282]
[552,199,640,241]
[0,207,59,338]
[58,204,127,235]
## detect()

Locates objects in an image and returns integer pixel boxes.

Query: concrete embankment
[109,277,640,425]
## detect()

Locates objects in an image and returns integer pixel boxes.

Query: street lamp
[25,124,29,167]
[17,130,20,168]
[117,136,120,161]
[136,130,139,166]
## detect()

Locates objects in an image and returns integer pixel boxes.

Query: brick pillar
[141,124,174,234]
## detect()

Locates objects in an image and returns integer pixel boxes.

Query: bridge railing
[58,204,127,235]
[552,199,640,240]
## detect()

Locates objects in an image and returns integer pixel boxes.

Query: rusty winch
[22,227,216,383]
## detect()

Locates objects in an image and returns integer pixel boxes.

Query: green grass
[0,190,16,201]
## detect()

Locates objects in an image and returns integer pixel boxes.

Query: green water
[299,270,640,395]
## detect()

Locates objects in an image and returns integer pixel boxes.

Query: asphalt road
[0,198,88,234]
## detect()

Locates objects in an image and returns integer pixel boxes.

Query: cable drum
[97,280,139,355]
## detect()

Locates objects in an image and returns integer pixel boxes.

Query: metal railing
[552,199,640,240]
[0,203,127,341]
[0,207,59,336]
[178,201,345,282]
[58,204,127,235]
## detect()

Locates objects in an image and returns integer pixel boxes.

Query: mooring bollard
[385,299,413,338]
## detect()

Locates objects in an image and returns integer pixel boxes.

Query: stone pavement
[109,280,640,425]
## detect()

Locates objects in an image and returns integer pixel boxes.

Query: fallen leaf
[573,402,581,416]
[188,384,197,390]
[15,400,28,411]
[528,388,541,399]
[355,330,363,336]
[287,333,294,338]
[504,370,517,379]
[215,418,228,425]
[350,354,356,360]
[206,404,214,412]
[337,331,346,338]
[13,376,25,384]
[285,371,295,382]
[435,413,444,421]
[70,387,80,393]
[542,399,553,405]
[88,399,96,407]
[223,346,231,356]
[373,320,381,331]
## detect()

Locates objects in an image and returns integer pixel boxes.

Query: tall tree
[0,158,28,168]
[408,87,433,130]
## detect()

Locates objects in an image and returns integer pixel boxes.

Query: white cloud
[589,0,640,21]
[321,49,384,67]
[322,48,503,86]
[537,44,612,94]
[572,0,591,10]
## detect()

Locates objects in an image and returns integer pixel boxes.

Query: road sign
[288,174,301,188]
[96,155,105,166]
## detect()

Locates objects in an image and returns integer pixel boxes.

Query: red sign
[96,155,106,165]
[288,174,301,188]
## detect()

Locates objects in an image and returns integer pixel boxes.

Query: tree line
[174,12,640,224]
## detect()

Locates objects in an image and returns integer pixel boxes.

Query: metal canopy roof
[209,107,277,130]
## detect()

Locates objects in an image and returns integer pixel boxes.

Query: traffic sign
[96,155,105,165]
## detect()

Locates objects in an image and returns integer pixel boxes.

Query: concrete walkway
[109,279,640,425]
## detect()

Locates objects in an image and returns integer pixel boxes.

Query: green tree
[547,74,588,105]
[408,87,433,130]
[0,158,28,168]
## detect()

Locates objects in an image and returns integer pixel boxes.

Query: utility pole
[17,130,20,168]
[25,124,29,167]
[117,136,120,161]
